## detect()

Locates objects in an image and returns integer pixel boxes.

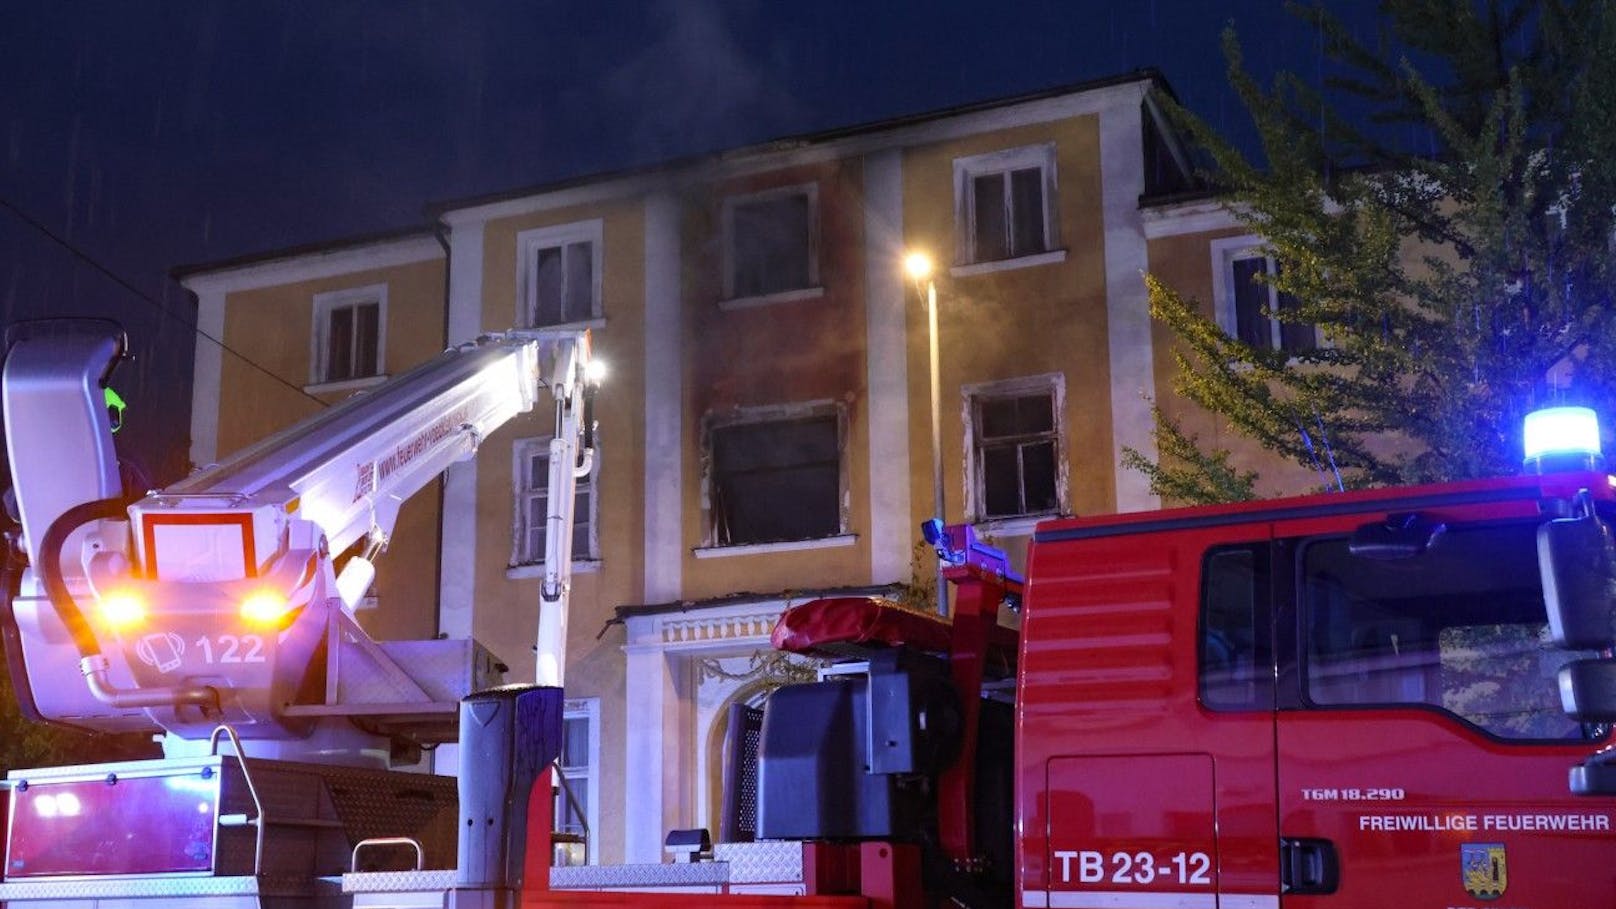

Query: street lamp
[904,251,948,617]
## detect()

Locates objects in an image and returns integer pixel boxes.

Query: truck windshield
[1302,521,1595,741]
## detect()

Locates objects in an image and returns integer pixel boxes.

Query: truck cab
[1019,473,1616,908]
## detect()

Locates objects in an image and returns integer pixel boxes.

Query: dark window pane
[732,194,811,297]
[354,303,380,378]
[1020,440,1057,512]
[1303,525,1590,739]
[981,445,1022,517]
[532,246,564,326]
[326,306,354,381]
[1201,546,1271,710]
[980,394,1053,438]
[712,416,839,545]
[1231,256,1271,348]
[572,488,592,559]
[1009,167,1046,256]
[1277,292,1314,352]
[972,173,1008,262]
[565,242,593,322]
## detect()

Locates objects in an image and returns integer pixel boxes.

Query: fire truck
[0,320,1612,908]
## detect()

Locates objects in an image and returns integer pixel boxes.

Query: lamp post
[904,251,948,617]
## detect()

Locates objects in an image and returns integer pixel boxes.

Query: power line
[0,194,328,409]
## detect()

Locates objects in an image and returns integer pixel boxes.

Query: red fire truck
[0,321,1610,908]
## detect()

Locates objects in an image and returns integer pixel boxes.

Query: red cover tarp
[771,596,1018,662]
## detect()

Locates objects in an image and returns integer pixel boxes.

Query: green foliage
[1122,405,1258,505]
[0,657,158,773]
[1140,0,1616,499]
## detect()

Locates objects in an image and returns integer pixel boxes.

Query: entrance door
[1274,519,1616,906]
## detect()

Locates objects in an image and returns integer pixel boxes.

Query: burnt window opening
[972,389,1060,520]
[710,413,841,546]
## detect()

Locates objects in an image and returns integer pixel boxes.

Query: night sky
[0,1,1379,480]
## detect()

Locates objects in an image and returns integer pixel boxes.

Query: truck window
[1300,523,1592,740]
[1200,544,1272,710]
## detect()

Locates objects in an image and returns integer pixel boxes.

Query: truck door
[1022,524,1281,908]
[1273,518,1616,907]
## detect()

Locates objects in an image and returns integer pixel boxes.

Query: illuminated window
[512,436,597,567]
[722,184,819,301]
[966,375,1064,521]
[954,144,1058,265]
[706,406,844,546]
[1211,236,1315,354]
[311,285,385,385]
[518,220,603,328]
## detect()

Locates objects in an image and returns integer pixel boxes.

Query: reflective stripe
[1022,892,1278,909]
[1219,897,1280,909]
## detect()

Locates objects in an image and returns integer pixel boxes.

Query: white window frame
[555,696,600,863]
[697,400,851,553]
[516,219,605,329]
[951,143,1065,276]
[309,284,387,391]
[509,435,600,577]
[963,373,1067,533]
[719,183,823,308]
[1210,234,1318,353]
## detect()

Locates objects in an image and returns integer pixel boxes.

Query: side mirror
[1537,512,1616,649]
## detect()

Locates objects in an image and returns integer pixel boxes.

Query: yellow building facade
[179,72,1307,864]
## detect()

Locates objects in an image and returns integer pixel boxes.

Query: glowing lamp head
[903,251,934,282]
[239,589,293,627]
[1523,406,1605,473]
[585,358,608,385]
[96,589,147,631]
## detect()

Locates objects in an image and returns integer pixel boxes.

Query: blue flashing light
[1524,406,1603,470]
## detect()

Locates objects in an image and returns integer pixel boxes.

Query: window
[967,376,1063,521]
[1302,523,1595,740]
[1211,237,1315,353]
[311,285,385,385]
[512,437,597,566]
[954,144,1057,265]
[554,698,599,863]
[708,407,843,546]
[1200,545,1273,711]
[517,220,603,328]
[722,185,818,300]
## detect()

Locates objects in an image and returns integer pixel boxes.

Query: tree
[1131,0,1616,504]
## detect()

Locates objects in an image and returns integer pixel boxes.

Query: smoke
[599,0,807,165]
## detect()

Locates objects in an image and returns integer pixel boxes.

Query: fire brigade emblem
[1461,842,1507,900]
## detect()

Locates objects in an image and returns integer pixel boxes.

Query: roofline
[427,68,1169,219]
[170,224,442,285]
[169,68,1174,284]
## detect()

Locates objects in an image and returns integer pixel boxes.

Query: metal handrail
[350,837,425,873]
[551,760,590,865]
[208,724,267,876]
